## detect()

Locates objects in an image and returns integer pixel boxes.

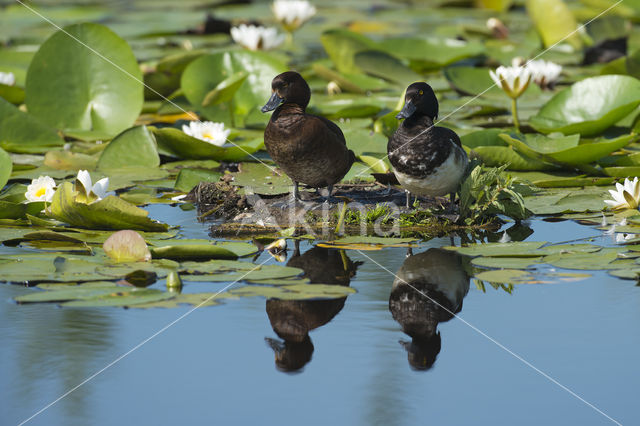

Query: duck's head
[396,82,438,120]
[261,71,311,112]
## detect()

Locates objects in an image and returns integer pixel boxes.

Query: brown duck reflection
[265,241,362,372]
[389,247,470,371]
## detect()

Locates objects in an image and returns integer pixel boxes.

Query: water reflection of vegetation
[265,242,362,372]
[7,306,113,419]
[389,248,470,370]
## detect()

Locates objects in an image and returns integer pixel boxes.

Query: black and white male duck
[262,71,355,201]
[387,82,468,209]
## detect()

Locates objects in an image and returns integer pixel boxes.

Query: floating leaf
[97,125,160,170]
[152,127,263,162]
[103,230,152,263]
[474,269,534,284]
[530,76,640,136]
[353,50,419,85]
[201,71,248,106]
[174,169,221,192]
[526,0,582,49]
[472,256,542,269]
[49,182,168,232]
[150,244,238,261]
[0,97,64,153]
[461,129,553,170]
[0,146,11,189]
[320,29,378,74]
[379,37,485,68]
[25,23,143,136]
[181,51,286,124]
[447,241,546,257]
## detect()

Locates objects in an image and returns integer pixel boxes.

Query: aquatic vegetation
[25,175,56,203]
[604,177,640,210]
[75,170,112,203]
[525,59,562,90]
[230,25,285,51]
[272,0,316,33]
[103,230,152,263]
[489,64,531,132]
[0,71,15,86]
[181,121,230,147]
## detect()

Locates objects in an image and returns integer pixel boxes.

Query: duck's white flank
[394,142,467,196]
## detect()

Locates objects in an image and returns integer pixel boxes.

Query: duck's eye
[418,90,424,96]
[282,82,289,88]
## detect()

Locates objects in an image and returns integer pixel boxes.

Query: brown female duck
[262,71,355,200]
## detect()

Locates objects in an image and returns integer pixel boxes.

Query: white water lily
[182,121,230,147]
[489,65,531,99]
[525,59,562,90]
[25,176,56,202]
[76,169,113,203]
[616,232,635,244]
[604,177,640,210]
[486,17,508,39]
[230,24,285,51]
[272,0,316,32]
[0,71,15,86]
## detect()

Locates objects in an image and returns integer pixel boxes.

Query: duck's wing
[312,115,347,146]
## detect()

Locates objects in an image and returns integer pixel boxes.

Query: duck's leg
[292,181,300,201]
[448,192,456,213]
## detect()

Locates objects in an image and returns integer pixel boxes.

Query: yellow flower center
[35,187,46,198]
[203,132,213,140]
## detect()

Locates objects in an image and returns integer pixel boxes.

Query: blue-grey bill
[396,100,416,119]
[261,92,284,112]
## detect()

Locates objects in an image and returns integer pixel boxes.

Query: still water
[1,206,640,425]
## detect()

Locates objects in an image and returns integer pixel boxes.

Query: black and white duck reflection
[265,242,362,372]
[389,247,470,371]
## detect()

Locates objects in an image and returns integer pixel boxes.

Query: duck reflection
[265,241,362,372]
[389,247,470,371]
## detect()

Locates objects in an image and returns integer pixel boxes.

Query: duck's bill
[261,92,284,112]
[396,101,416,119]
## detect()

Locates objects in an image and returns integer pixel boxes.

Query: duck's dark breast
[265,112,354,187]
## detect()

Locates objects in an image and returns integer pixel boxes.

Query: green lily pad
[447,241,547,257]
[474,269,534,284]
[174,169,221,192]
[461,129,553,170]
[49,182,168,232]
[526,0,582,49]
[25,23,143,136]
[62,288,173,307]
[152,127,263,162]
[131,292,225,309]
[320,29,378,74]
[530,75,640,136]
[149,244,238,261]
[379,37,484,68]
[43,150,98,171]
[231,162,294,195]
[472,256,543,269]
[0,146,11,189]
[97,125,160,170]
[201,71,248,107]
[181,51,286,125]
[353,50,419,86]
[543,250,619,270]
[0,97,64,153]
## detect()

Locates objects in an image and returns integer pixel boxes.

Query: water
[2,206,639,425]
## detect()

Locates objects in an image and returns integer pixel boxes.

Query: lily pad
[25,23,143,136]
[152,127,263,162]
[530,75,640,136]
[97,125,160,170]
[174,169,221,192]
[149,244,238,261]
[474,269,534,284]
[447,241,546,257]
[49,182,168,232]
[320,29,378,74]
[0,146,11,189]
[0,97,64,153]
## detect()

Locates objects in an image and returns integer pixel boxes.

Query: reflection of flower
[182,121,230,147]
[76,170,113,202]
[0,71,15,86]
[25,176,56,202]
[525,59,562,90]
[265,238,287,262]
[605,177,640,210]
[489,65,531,99]
[272,0,316,32]
[230,24,285,51]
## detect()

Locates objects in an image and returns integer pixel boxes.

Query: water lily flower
[272,0,316,33]
[0,71,15,86]
[75,169,113,203]
[230,24,285,51]
[605,177,640,210]
[327,81,341,95]
[25,175,56,202]
[525,59,562,90]
[103,230,151,263]
[616,232,635,244]
[489,65,531,99]
[182,121,230,147]
[489,64,531,132]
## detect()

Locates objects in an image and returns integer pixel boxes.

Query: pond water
[2,205,639,426]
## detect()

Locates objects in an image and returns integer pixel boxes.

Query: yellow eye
[418,90,424,96]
